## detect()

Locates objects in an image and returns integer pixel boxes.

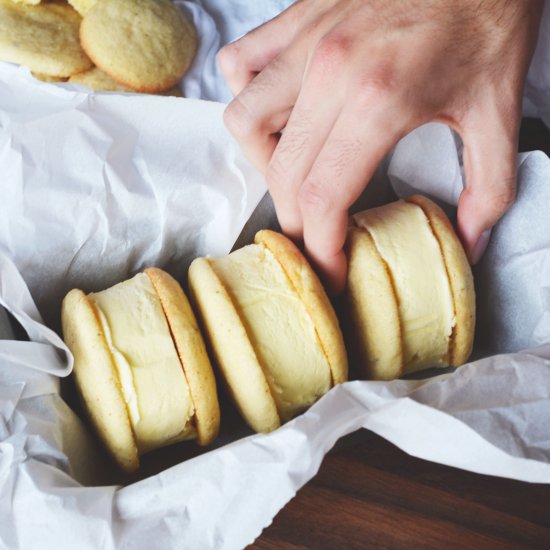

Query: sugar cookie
[80,0,197,93]
[0,0,92,77]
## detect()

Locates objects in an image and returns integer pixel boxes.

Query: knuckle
[312,32,354,76]
[298,178,331,215]
[352,68,399,111]
[223,98,257,138]
[222,100,241,135]
[217,43,240,78]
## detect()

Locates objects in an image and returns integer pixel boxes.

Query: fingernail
[470,229,492,265]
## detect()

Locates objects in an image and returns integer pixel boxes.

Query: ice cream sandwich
[61,267,220,473]
[188,229,348,433]
[346,195,475,380]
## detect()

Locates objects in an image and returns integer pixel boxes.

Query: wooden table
[250,119,550,549]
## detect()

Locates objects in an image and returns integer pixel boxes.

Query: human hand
[218,0,543,294]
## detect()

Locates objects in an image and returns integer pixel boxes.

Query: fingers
[265,59,345,240]
[217,1,308,96]
[299,103,406,294]
[457,101,519,264]
[221,1,338,172]
[223,50,306,172]
[229,18,411,294]
[264,21,395,243]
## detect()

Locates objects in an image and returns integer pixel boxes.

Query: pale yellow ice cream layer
[211,244,331,421]
[90,273,195,453]
[354,200,455,373]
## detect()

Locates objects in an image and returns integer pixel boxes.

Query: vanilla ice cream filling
[211,244,332,421]
[90,273,195,454]
[354,201,455,373]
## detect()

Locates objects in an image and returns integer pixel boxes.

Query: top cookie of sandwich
[80,0,197,93]
[0,0,93,77]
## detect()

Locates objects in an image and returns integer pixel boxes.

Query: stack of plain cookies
[0,0,196,94]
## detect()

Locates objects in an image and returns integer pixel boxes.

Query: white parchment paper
[1,1,550,549]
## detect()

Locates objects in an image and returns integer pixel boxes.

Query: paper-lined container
[2,1,550,548]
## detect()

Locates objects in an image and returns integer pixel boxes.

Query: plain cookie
[80,0,197,93]
[0,0,92,77]
[69,66,183,96]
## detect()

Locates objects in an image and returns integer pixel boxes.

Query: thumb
[457,107,519,264]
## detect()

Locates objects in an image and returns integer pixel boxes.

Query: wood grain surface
[251,431,550,549]
[249,119,550,549]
